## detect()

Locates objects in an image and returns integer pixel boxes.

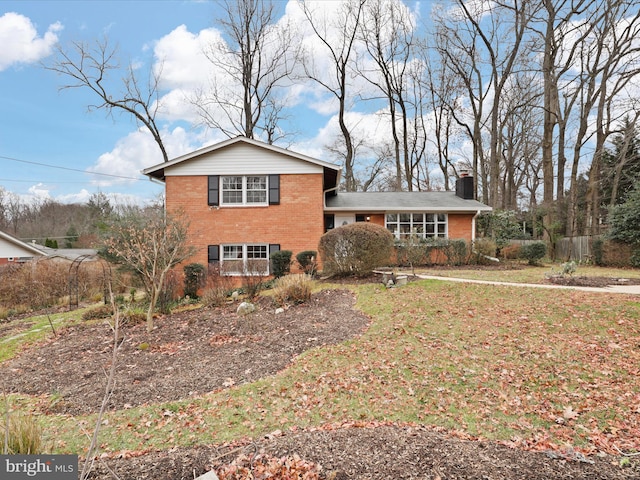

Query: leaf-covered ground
[1,276,640,479]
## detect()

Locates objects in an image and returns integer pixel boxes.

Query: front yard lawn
[1,272,639,478]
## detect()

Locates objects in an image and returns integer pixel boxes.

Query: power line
[0,154,144,181]
[0,178,98,184]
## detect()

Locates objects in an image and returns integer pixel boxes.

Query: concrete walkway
[413,274,640,295]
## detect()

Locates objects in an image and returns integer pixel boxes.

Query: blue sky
[1,0,385,205]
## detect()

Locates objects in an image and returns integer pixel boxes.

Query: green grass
[415,263,640,284]
[0,308,95,363]
[3,275,640,458]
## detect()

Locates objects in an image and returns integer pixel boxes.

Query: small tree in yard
[319,223,394,276]
[101,207,196,332]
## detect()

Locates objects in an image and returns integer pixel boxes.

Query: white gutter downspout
[472,210,480,243]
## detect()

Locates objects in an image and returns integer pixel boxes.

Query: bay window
[386,213,447,239]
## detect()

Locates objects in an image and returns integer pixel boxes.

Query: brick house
[143,136,491,275]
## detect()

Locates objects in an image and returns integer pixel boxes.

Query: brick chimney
[455,172,474,200]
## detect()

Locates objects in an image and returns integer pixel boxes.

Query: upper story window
[208,175,279,207]
[385,213,447,240]
[222,175,267,205]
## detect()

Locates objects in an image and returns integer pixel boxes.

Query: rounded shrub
[270,250,292,278]
[319,222,394,276]
[519,241,547,265]
[296,250,317,275]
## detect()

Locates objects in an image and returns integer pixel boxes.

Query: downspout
[472,210,480,243]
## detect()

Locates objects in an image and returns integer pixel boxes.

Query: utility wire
[0,154,144,181]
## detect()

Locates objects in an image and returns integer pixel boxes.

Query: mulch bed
[1,282,638,479]
[546,275,640,287]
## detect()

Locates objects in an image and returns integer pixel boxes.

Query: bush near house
[519,241,547,265]
[270,250,292,278]
[319,222,394,276]
[183,263,206,298]
[296,250,317,276]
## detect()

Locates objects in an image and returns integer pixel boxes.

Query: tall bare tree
[46,38,168,162]
[300,0,366,192]
[195,0,298,143]
[358,0,415,190]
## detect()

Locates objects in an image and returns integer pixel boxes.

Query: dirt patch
[86,425,638,480]
[2,285,638,479]
[546,275,640,288]
[0,290,368,415]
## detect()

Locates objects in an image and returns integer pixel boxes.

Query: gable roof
[143,136,342,188]
[0,230,48,258]
[325,191,492,213]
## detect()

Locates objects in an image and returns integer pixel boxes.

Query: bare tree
[195,0,298,142]
[358,0,415,190]
[300,0,366,192]
[583,0,640,235]
[102,206,196,332]
[46,38,169,162]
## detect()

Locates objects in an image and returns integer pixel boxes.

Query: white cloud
[0,12,62,71]
[86,124,223,187]
[87,128,164,187]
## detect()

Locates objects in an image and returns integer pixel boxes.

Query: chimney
[455,175,474,200]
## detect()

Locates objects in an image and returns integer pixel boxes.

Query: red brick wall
[448,213,475,242]
[166,173,326,269]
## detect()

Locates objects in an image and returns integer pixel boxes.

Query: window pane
[247,245,267,259]
[400,213,411,222]
[222,176,242,189]
[246,176,267,204]
[426,224,435,235]
[387,225,397,235]
[386,213,397,223]
[426,214,434,223]
[247,190,267,203]
[412,213,423,222]
[437,214,446,222]
[438,224,446,234]
[222,176,243,204]
[223,245,243,259]
[247,176,266,189]
[223,191,243,203]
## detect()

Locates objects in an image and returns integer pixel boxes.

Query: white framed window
[221,175,267,205]
[385,213,447,240]
[221,244,269,275]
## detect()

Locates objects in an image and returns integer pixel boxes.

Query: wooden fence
[511,236,599,262]
[555,236,598,262]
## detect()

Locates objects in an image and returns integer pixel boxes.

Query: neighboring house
[0,230,47,265]
[143,136,491,275]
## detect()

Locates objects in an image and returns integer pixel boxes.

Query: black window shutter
[208,175,219,206]
[269,244,280,257]
[269,174,280,205]
[208,245,219,264]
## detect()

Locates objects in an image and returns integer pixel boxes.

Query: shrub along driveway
[1,274,639,479]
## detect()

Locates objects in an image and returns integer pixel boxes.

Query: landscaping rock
[236,301,255,315]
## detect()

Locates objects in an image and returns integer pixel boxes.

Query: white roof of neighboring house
[0,230,48,258]
[38,247,99,261]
